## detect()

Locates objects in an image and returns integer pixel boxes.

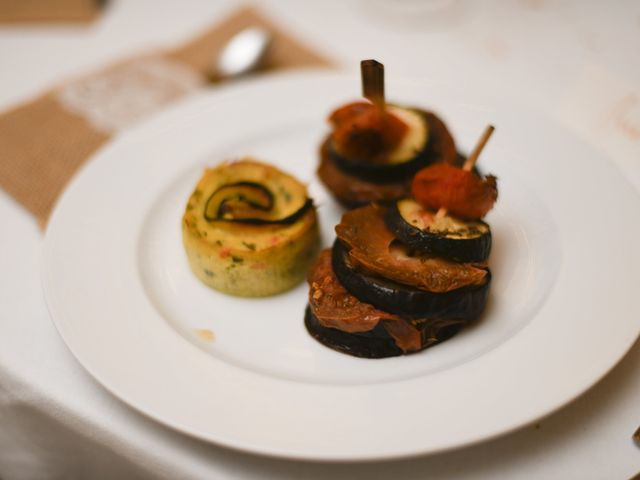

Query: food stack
[317,59,458,208]
[305,127,498,358]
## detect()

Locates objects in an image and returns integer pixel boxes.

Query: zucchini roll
[182,159,320,297]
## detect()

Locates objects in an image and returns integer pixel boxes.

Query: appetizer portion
[183,159,320,297]
[388,126,497,262]
[317,59,457,208]
[305,126,497,358]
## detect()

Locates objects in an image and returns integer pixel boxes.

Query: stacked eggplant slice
[317,60,458,208]
[305,126,498,358]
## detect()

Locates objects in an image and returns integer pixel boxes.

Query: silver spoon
[213,27,272,80]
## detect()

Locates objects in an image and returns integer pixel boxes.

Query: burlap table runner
[0,0,102,24]
[0,6,332,226]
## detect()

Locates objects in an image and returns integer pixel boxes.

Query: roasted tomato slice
[411,163,497,219]
[307,249,422,355]
[308,249,400,333]
[329,101,408,162]
[335,204,488,293]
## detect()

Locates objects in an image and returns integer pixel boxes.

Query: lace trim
[56,56,204,133]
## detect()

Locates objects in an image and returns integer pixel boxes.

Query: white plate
[43,71,640,461]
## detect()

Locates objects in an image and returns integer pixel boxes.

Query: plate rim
[42,70,640,461]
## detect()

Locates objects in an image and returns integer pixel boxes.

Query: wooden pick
[435,125,495,219]
[361,59,385,108]
[463,125,495,172]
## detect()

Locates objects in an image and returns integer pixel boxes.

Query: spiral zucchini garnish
[182,159,320,297]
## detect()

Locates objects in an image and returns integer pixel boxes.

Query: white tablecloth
[1,1,639,478]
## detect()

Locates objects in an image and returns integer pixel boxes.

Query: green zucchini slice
[204,181,313,225]
[318,109,458,208]
[328,106,430,183]
[204,181,273,221]
[385,199,492,262]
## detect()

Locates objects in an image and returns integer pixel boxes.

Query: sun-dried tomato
[329,101,408,162]
[412,163,497,219]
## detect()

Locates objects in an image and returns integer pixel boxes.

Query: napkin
[0,6,332,226]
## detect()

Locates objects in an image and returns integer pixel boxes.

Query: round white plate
[43,71,640,461]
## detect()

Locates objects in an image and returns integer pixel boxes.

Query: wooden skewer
[463,125,495,171]
[435,125,495,220]
[361,59,385,109]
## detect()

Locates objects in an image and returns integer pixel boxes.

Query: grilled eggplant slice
[332,240,490,319]
[305,249,470,358]
[317,142,410,208]
[304,307,465,358]
[385,199,492,262]
[305,307,403,358]
[305,308,467,359]
[183,159,320,297]
[318,110,457,207]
